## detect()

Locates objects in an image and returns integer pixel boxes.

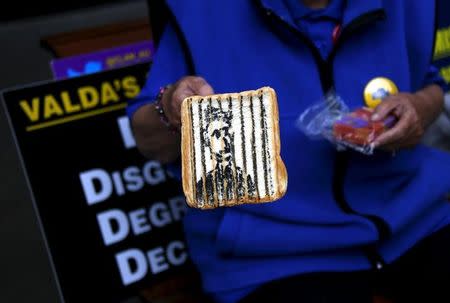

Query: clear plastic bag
[296,92,396,155]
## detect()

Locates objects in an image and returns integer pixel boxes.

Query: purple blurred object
[51,40,154,79]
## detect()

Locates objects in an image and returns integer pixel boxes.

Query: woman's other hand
[371,85,444,151]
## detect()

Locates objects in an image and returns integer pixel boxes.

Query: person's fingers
[371,96,401,121]
[382,121,423,150]
[174,76,214,103]
[367,93,426,151]
[373,107,413,148]
[168,87,187,126]
[187,76,214,96]
[157,86,178,128]
[163,76,214,128]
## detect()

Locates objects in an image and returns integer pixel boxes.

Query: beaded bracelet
[154,85,178,132]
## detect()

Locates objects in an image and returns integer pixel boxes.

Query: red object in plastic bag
[333,107,396,146]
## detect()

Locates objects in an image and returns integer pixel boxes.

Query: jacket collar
[283,0,344,22]
[341,0,384,27]
[256,0,385,28]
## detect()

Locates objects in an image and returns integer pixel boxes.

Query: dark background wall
[0,1,127,23]
[0,1,149,301]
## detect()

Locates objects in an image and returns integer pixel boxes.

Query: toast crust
[181,87,287,209]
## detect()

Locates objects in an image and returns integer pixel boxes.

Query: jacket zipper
[263,7,388,271]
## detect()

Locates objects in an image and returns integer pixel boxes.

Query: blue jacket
[127,1,450,302]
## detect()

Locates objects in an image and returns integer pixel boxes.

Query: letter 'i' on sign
[117,116,136,149]
[79,161,167,205]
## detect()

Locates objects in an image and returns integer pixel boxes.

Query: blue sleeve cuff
[424,65,450,93]
[126,77,156,120]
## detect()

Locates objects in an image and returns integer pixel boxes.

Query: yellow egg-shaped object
[364,77,399,108]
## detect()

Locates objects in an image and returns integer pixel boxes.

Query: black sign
[2,63,200,303]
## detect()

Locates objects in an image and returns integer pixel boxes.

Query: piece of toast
[180,86,287,209]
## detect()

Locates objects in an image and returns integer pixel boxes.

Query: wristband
[154,85,177,132]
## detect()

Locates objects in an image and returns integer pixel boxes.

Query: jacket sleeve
[126,21,189,179]
[126,21,190,120]
[423,64,450,92]
[422,65,450,151]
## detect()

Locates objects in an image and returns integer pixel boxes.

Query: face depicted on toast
[204,104,233,163]
[210,123,232,162]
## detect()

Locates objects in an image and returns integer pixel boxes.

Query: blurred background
[0,1,150,301]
